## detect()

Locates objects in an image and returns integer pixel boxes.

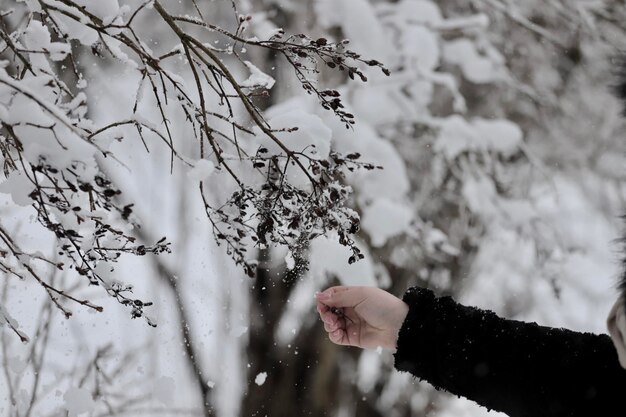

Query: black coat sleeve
[393,287,626,417]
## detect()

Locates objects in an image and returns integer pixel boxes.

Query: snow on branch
[0,0,388,335]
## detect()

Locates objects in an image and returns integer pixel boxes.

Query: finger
[318,307,338,325]
[317,303,335,324]
[328,328,350,346]
[324,317,347,332]
[316,301,330,315]
[317,301,338,319]
[325,313,346,330]
[315,286,367,308]
[324,320,342,332]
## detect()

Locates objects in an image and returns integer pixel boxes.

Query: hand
[316,286,409,351]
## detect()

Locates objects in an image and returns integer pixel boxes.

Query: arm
[395,287,626,417]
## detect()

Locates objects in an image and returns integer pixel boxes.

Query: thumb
[316,286,366,308]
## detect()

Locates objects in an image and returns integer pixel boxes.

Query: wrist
[386,301,409,351]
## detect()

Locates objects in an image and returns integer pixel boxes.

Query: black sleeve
[393,287,626,417]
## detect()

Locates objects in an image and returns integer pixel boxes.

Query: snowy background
[2,0,626,416]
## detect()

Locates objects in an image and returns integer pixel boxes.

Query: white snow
[361,199,414,247]
[240,61,275,90]
[254,372,267,386]
[0,170,34,206]
[63,387,95,417]
[462,174,498,218]
[275,274,317,345]
[230,325,249,338]
[473,119,523,158]
[284,250,295,270]
[394,0,443,25]
[256,108,333,188]
[327,120,410,201]
[315,0,391,64]
[188,159,216,181]
[351,86,406,126]
[434,115,523,160]
[357,349,381,393]
[443,38,504,84]
[263,108,332,159]
[7,355,28,374]
[25,20,70,61]
[309,236,377,287]
[401,25,440,70]
[152,376,175,406]
[249,13,283,41]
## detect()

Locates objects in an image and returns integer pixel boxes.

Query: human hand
[316,286,409,351]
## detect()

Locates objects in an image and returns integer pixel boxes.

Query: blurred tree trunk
[239,3,342,414]
[242,247,342,416]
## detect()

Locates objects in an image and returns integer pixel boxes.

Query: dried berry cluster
[206,151,381,277]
